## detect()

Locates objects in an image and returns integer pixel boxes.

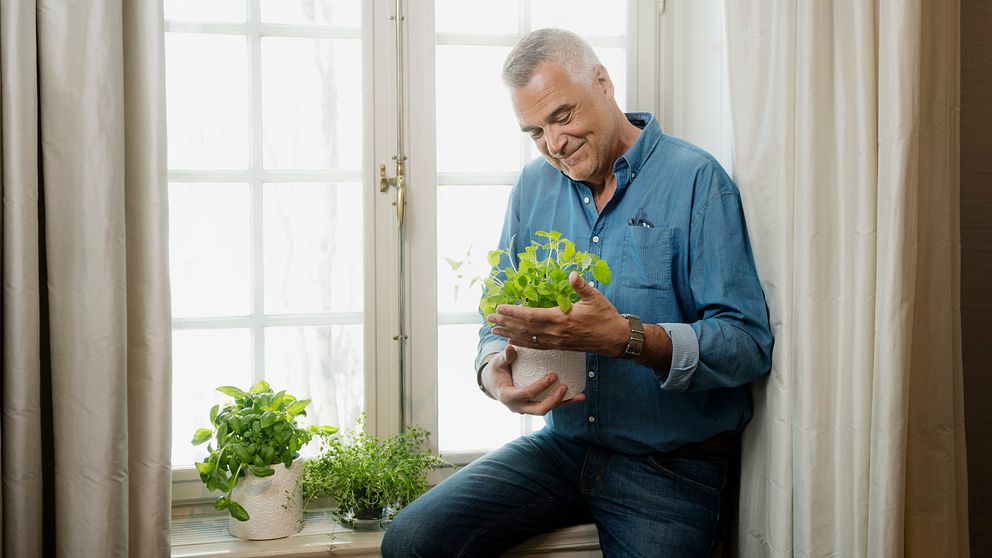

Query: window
[165,0,367,472]
[165,0,744,502]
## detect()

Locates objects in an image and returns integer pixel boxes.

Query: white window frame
[168,0,401,508]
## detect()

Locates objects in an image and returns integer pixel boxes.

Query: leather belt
[658,432,737,459]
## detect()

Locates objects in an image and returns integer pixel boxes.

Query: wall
[961,0,991,555]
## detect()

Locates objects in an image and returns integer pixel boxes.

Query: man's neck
[588,116,642,212]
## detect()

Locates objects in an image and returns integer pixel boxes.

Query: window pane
[435,0,519,34]
[436,46,520,173]
[172,329,252,466]
[531,0,626,37]
[169,183,251,318]
[165,33,249,170]
[265,324,363,455]
[263,182,363,314]
[260,0,361,26]
[438,325,523,453]
[261,37,362,170]
[165,0,245,22]
[437,185,511,314]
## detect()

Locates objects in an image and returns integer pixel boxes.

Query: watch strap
[620,313,645,359]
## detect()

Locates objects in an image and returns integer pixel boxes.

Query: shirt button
[588,370,596,378]
[588,281,595,288]
[583,196,590,204]
[631,172,636,179]
[592,235,600,243]
[587,416,596,423]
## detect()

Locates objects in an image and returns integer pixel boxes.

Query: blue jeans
[381,429,737,557]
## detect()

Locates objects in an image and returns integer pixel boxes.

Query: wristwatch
[619,314,645,359]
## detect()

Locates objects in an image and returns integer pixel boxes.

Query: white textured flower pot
[511,346,586,401]
[229,460,303,540]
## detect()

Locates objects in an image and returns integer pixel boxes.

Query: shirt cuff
[657,323,699,391]
[475,339,508,374]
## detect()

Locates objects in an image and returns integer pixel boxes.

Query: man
[383,28,772,557]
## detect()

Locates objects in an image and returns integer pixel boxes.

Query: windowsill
[172,510,601,557]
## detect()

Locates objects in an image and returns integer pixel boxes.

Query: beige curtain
[0,0,172,557]
[723,1,969,556]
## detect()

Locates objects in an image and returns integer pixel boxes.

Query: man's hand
[481,345,586,415]
[488,272,629,357]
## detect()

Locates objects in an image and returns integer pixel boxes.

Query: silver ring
[531,335,539,345]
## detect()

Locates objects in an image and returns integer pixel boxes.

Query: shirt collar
[613,112,662,181]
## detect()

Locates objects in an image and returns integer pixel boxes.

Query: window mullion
[248,0,265,385]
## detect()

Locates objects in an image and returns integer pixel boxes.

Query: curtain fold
[1,0,172,556]
[724,1,968,556]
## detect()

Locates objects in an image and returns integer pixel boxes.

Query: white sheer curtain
[0,0,171,556]
[723,1,969,556]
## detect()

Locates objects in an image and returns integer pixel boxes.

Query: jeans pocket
[646,455,727,495]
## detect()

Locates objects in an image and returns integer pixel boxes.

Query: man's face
[511,61,617,186]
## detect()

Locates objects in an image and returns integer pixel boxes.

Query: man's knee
[381,505,447,558]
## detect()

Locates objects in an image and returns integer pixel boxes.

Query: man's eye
[556,113,572,124]
[529,130,543,139]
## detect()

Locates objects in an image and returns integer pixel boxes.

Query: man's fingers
[519,383,568,415]
[570,271,597,300]
[556,393,586,408]
[499,374,567,415]
[522,373,558,399]
[503,344,518,363]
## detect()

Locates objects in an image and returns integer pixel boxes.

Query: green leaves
[249,380,271,394]
[250,465,275,477]
[216,386,247,399]
[486,249,503,267]
[191,428,213,445]
[593,259,611,284]
[302,413,450,528]
[190,381,337,522]
[478,231,612,315]
[228,499,250,522]
[310,425,339,436]
[286,399,311,416]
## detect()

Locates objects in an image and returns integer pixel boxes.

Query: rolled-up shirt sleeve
[656,322,700,390]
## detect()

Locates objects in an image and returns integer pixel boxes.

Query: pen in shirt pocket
[627,208,654,228]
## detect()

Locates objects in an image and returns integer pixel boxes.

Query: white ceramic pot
[229,460,304,540]
[511,346,586,401]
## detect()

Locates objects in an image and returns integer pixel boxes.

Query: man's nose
[545,128,566,156]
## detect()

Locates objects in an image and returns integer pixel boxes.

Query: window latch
[379,155,406,229]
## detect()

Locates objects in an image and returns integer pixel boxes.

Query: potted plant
[190,380,337,540]
[478,230,612,400]
[302,414,448,531]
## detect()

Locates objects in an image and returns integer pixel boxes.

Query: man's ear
[592,64,614,99]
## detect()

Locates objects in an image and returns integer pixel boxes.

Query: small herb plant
[476,230,611,316]
[191,380,337,521]
[302,414,448,529]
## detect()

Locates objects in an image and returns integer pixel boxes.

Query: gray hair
[502,28,601,88]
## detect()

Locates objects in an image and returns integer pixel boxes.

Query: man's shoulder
[655,133,725,174]
[652,134,737,196]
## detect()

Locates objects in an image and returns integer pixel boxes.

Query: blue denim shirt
[476,112,773,455]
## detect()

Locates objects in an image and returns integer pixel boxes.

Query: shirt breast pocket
[620,226,674,290]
